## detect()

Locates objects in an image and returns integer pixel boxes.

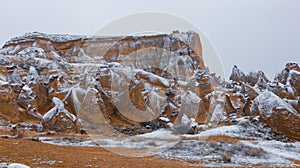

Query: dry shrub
[222,151,231,163]
[244,147,264,157]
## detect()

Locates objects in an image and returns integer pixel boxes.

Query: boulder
[251,91,300,141]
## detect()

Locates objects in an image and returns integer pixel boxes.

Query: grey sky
[1,0,299,79]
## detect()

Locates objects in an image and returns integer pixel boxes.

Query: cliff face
[0,31,299,141]
[1,31,205,71]
[0,31,215,134]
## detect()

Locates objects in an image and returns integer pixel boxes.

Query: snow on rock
[136,129,179,140]
[159,117,170,122]
[274,62,299,85]
[254,75,268,89]
[287,69,300,96]
[0,80,9,87]
[230,65,246,83]
[21,85,32,96]
[0,163,30,168]
[181,114,191,126]
[135,70,170,88]
[251,91,298,117]
[206,91,230,127]
[26,66,40,84]
[147,86,165,116]
[195,125,241,138]
[247,70,269,86]
[0,45,21,55]
[43,97,76,122]
[42,97,77,132]
[251,91,300,140]
[17,46,46,58]
[3,32,88,46]
[184,123,261,140]
[178,91,201,121]
[6,69,22,85]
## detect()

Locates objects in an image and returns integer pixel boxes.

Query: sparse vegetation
[244,147,264,157]
[221,151,231,163]
[16,128,24,138]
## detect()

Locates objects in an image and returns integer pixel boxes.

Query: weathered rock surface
[0,31,215,134]
[227,63,300,140]
[251,91,300,141]
[229,65,247,83]
[0,31,299,141]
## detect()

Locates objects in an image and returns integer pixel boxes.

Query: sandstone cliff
[0,31,216,135]
[0,31,299,141]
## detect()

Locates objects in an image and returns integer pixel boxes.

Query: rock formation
[227,63,300,140]
[0,31,299,141]
[0,31,215,134]
[251,91,300,141]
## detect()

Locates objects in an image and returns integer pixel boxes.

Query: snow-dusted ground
[160,123,300,166]
[38,129,180,157]
[38,136,300,166]
[240,140,300,161]
[36,125,300,166]
[160,140,296,167]
[37,129,181,156]
[40,135,179,150]
[40,129,179,148]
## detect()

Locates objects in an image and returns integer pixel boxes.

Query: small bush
[17,128,24,138]
[147,141,157,147]
[222,151,231,163]
[244,147,264,157]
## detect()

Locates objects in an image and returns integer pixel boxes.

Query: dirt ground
[0,137,194,168]
[0,128,291,168]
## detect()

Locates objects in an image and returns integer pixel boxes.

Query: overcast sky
[1,0,299,79]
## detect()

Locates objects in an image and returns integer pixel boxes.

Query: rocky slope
[228,64,300,140]
[0,31,299,142]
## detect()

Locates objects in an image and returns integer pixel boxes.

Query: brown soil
[287,158,300,165]
[0,131,285,168]
[182,135,249,143]
[0,137,193,168]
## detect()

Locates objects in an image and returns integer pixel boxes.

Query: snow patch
[136,129,179,140]
[135,70,170,87]
[42,97,76,122]
[0,163,30,168]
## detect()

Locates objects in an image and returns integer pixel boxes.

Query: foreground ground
[1,124,300,167]
[0,137,192,168]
